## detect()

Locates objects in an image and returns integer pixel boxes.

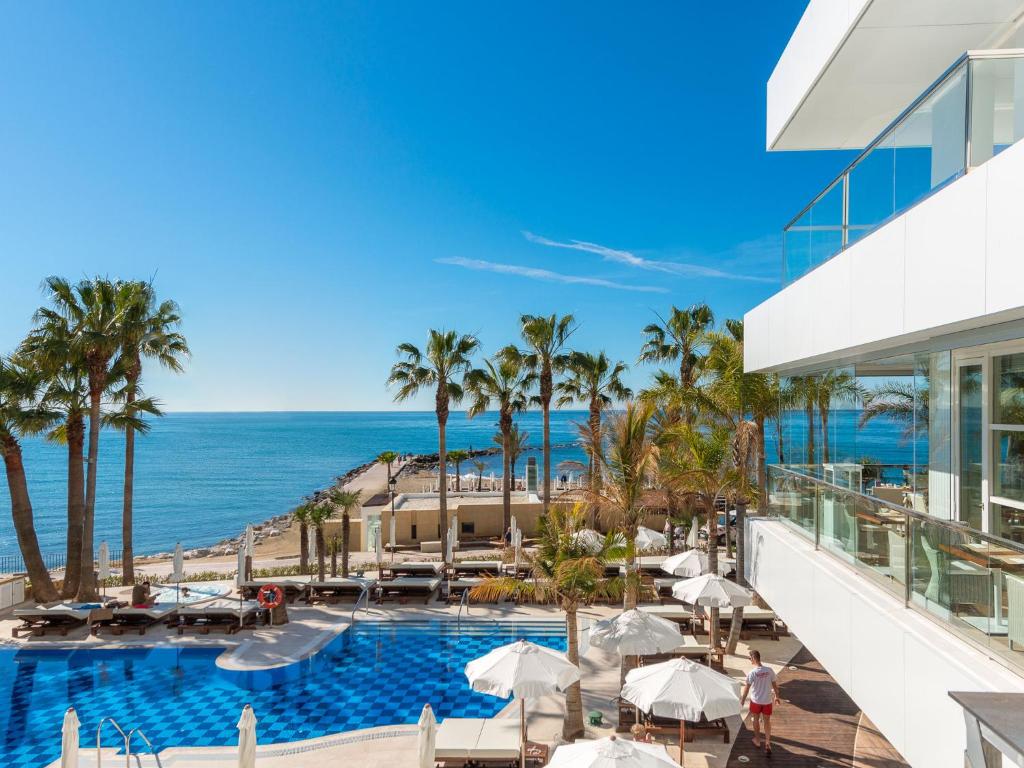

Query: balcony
[783,50,1024,286]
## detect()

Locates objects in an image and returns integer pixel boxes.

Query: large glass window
[959,363,984,531]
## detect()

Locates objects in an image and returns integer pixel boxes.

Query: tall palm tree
[472,459,486,491]
[327,488,362,577]
[292,502,312,574]
[519,314,577,513]
[465,350,535,532]
[814,370,864,464]
[447,449,470,491]
[470,503,622,740]
[555,351,631,512]
[581,401,658,609]
[116,281,189,585]
[493,425,530,485]
[0,357,60,601]
[308,502,333,582]
[638,304,714,421]
[37,277,130,600]
[859,380,921,440]
[376,450,399,483]
[388,330,479,560]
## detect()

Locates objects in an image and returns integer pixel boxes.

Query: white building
[744,3,1024,766]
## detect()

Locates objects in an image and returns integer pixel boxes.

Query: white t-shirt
[745,665,777,705]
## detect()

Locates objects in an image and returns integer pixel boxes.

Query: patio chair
[92,605,178,636]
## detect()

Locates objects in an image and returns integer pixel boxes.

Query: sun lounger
[452,560,502,577]
[92,605,178,636]
[378,576,441,604]
[653,577,683,601]
[639,635,714,666]
[435,718,529,767]
[239,580,308,604]
[638,605,695,628]
[382,562,442,579]
[176,600,262,635]
[644,711,730,743]
[445,578,484,603]
[699,605,783,640]
[305,578,375,604]
[12,604,100,638]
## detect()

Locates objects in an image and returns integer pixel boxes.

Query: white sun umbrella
[513,528,523,574]
[237,704,257,768]
[685,519,699,550]
[451,514,459,551]
[465,640,581,768]
[97,542,110,597]
[635,526,667,570]
[588,609,682,656]
[307,526,317,562]
[547,736,681,768]
[389,515,397,563]
[374,527,383,574]
[236,546,246,588]
[61,707,80,768]
[172,542,184,604]
[621,658,740,761]
[670,572,753,608]
[417,703,437,768]
[245,524,255,557]
[572,529,604,553]
[660,550,708,578]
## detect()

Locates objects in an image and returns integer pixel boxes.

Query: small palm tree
[307,502,333,582]
[292,502,313,574]
[519,314,578,513]
[388,330,479,560]
[472,459,486,491]
[327,488,363,577]
[465,349,535,531]
[492,425,530,486]
[0,357,60,601]
[470,503,622,740]
[376,450,399,482]
[447,449,470,491]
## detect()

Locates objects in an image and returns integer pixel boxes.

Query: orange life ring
[257,583,284,609]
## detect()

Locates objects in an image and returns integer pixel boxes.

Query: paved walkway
[726,648,907,767]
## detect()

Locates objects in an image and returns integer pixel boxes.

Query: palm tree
[470,503,622,740]
[327,488,362,577]
[308,502,333,582]
[0,357,60,602]
[493,425,530,486]
[815,370,864,463]
[115,281,189,585]
[465,350,535,532]
[388,330,479,560]
[518,314,577,513]
[472,459,486,491]
[292,502,312,574]
[581,401,658,609]
[860,380,921,441]
[638,304,714,421]
[37,277,130,600]
[447,449,470,491]
[376,450,399,482]
[555,351,632,513]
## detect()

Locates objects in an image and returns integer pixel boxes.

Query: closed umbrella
[547,736,680,768]
[451,514,459,551]
[307,526,317,562]
[660,550,707,578]
[98,542,110,597]
[513,528,523,574]
[389,515,397,563]
[374,527,383,574]
[61,707,80,768]
[465,640,580,768]
[237,704,257,768]
[670,573,753,609]
[417,703,437,768]
[236,546,246,588]
[244,524,255,582]
[572,529,624,554]
[635,527,667,552]
[686,519,699,550]
[172,543,184,605]
[588,609,682,656]
[621,658,740,761]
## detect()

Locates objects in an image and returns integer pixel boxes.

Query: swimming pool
[0,619,565,768]
[148,581,230,606]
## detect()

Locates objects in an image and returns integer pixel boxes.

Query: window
[461,522,475,535]
[410,524,417,540]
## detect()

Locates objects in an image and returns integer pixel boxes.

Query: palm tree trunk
[62,414,85,598]
[2,436,59,602]
[501,420,512,533]
[624,538,638,610]
[330,540,338,577]
[299,522,309,574]
[542,398,551,513]
[454,461,461,492]
[342,512,350,577]
[804,395,815,467]
[775,417,785,464]
[562,603,585,740]
[122,420,136,586]
[437,402,449,563]
[316,527,326,582]
[757,418,768,515]
[820,402,830,464]
[706,508,720,650]
[77,385,103,600]
[588,400,601,528]
[725,606,744,655]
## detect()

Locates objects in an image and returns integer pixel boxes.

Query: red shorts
[749,702,773,716]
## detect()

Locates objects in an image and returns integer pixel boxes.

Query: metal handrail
[456,586,471,626]
[127,728,162,767]
[350,584,372,622]
[96,717,129,768]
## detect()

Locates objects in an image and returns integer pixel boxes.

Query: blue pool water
[0,620,566,768]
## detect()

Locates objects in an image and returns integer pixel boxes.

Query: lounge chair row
[13,600,266,638]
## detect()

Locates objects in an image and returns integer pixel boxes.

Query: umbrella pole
[679,720,686,762]
[520,697,526,768]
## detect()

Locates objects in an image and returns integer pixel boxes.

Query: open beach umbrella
[572,529,625,554]
[465,640,581,768]
[635,527,667,552]
[417,703,437,768]
[670,573,753,609]
[660,550,707,578]
[61,707,80,768]
[547,736,681,768]
[237,704,257,768]
[588,609,682,657]
[621,658,740,760]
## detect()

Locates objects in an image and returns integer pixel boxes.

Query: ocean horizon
[0,409,918,561]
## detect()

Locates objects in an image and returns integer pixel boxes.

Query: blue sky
[0,2,847,411]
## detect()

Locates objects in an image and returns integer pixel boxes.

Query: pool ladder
[96,717,163,768]
[350,583,373,622]
[456,587,471,626]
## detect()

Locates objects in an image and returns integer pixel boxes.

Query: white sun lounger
[92,605,178,636]
[378,576,441,604]
[306,578,376,604]
[13,602,112,637]
[435,718,520,764]
[176,600,262,634]
[638,605,695,624]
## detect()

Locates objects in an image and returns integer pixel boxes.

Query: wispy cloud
[523,231,775,284]
[436,256,667,293]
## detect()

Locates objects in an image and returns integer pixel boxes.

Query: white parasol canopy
[97,541,110,582]
[172,543,184,583]
[670,573,753,608]
[588,609,682,656]
[572,529,624,554]
[61,707,80,768]
[547,736,680,768]
[635,526,667,552]
[621,658,741,722]
[237,704,257,768]
[660,550,707,578]
[417,703,437,768]
[465,639,580,699]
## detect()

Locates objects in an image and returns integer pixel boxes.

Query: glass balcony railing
[766,464,1024,676]
[782,50,1024,286]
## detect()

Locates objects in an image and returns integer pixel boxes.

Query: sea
[0,409,919,560]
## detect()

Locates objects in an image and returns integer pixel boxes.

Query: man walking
[739,649,780,757]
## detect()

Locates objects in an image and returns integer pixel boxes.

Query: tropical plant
[292,502,312,574]
[466,349,535,531]
[518,314,577,513]
[376,450,399,482]
[447,449,470,492]
[307,502,333,582]
[470,503,622,740]
[859,380,921,441]
[815,370,864,463]
[638,304,714,422]
[0,357,60,601]
[388,330,479,560]
[472,459,486,491]
[327,488,362,577]
[581,401,658,609]
[493,425,530,485]
[556,351,631,509]
[115,281,189,585]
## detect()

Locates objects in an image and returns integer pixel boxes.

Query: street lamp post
[388,474,398,565]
